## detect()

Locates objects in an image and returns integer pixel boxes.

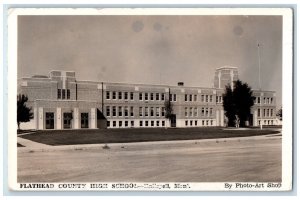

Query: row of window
[57,89,70,100]
[257,108,274,117]
[185,120,214,126]
[184,94,214,103]
[139,92,166,101]
[107,120,166,128]
[258,120,274,125]
[255,97,274,104]
[106,106,134,117]
[45,112,88,129]
[106,91,134,101]
[216,96,223,103]
[185,107,214,117]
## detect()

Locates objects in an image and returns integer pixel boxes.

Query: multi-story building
[17,66,279,130]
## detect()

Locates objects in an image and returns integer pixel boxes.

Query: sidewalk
[17,132,282,153]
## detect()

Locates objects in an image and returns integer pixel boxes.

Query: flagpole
[257,43,263,130]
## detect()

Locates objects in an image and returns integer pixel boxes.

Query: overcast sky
[18,15,282,106]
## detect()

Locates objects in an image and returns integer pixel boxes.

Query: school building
[17,66,279,130]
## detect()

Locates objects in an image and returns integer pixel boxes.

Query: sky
[18,15,282,106]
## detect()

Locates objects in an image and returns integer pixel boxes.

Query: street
[18,134,281,182]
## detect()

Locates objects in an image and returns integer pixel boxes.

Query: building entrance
[81,113,89,128]
[170,114,176,127]
[63,112,72,129]
[45,112,54,129]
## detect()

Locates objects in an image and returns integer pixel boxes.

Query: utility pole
[257,43,263,130]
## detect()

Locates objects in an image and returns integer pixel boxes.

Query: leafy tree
[17,94,33,130]
[164,97,174,127]
[222,80,255,127]
[276,107,282,121]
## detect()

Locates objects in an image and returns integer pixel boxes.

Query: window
[140,121,143,127]
[139,107,143,117]
[106,106,110,117]
[150,107,154,116]
[119,121,122,127]
[161,93,165,101]
[170,94,173,101]
[173,94,177,101]
[206,95,209,102]
[194,95,197,102]
[118,106,122,117]
[185,107,188,117]
[210,95,213,102]
[130,106,134,117]
[210,108,213,116]
[112,106,116,116]
[124,92,128,100]
[145,121,149,127]
[107,121,110,127]
[125,121,128,127]
[118,92,122,100]
[264,97,266,104]
[257,97,260,104]
[58,89,61,99]
[267,109,269,117]
[67,89,70,99]
[124,106,128,117]
[150,93,154,100]
[156,121,160,126]
[145,93,149,101]
[161,107,165,117]
[271,109,273,117]
[81,113,89,128]
[130,92,134,100]
[145,107,149,117]
[113,121,116,127]
[270,98,273,104]
[156,107,160,117]
[216,96,219,103]
[131,121,134,127]
[211,120,213,126]
[162,121,165,126]
[62,89,66,99]
[194,107,198,116]
[185,94,188,102]
[139,93,143,100]
[189,107,193,116]
[258,109,261,117]
[195,120,198,126]
[202,107,205,116]
[156,93,160,101]
[263,109,266,117]
[112,91,116,100]
[185,120,188,126]
[206,108,209,116]
[206,120,209,126]
[201,95,204,102]
[190,120,193,126]
[189,94,192,101]
[106,91,110,99]
[202,120,205,126]
[151,121,154,127]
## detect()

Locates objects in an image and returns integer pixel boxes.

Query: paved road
[18,135,281,182]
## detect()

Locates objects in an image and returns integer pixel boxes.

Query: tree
[164,97,174,127]
[222,80,255,127]
[276,107,282,121]
[17,94,33,130]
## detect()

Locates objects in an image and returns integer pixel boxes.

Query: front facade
[18,67,279,130]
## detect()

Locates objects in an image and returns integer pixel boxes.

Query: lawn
[19,127,280,146]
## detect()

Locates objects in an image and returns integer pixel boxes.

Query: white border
[7,8,293,192]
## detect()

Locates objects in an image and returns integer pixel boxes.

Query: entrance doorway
[45,112,54,129]
[81,113,89,128]
[63,112,72,129]
[170,114,176,127]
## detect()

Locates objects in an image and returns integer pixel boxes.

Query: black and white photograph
[7,8,293,191]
